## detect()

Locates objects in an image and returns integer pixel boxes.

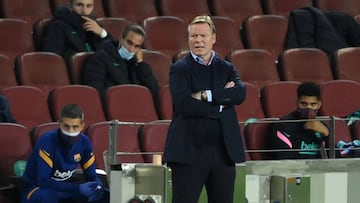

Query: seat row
[1,79,360,133]
[1,0,360,25]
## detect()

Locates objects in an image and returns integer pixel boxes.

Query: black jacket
[82,40,160,108]
[0,96,16,123]
[42,7,110,62]
[285,7,360,57]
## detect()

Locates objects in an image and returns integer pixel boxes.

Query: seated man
[21,104,109,203]
[82,24,159,110]
[0,95,16,123]
[270,82,329,159]
[42,0,111,62]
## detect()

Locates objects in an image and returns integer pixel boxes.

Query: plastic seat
[158,0,210,24]
[32,18,52,51]
[103,0,158,23]
[30,122,59,146]
[0,19,35,64]
[51,0,105,17]
[211,16,243,58]
[278,48,333,83]
[158,85,173,120]
[228,49,279,90]
[208,0,263,27]
[314,0,360,17]
[0,54,17,90]
[69,52,94,84]
[105,85,158,122]
[261,81,300,118]
[261,0,313,17]
[242,15,288,61]
[244,119,277,160]
[87,121,144,170]
[1,0,52,25]
[15,52,70,96]
[97,17,132,39]
[0,123,32,176]
[1,86,52,130]
[320,80,360,118]
[333,47,360,82]
[138,120,170,163]
[143,50,171,87]
[48,85,106,129]
[141,16,188,59]
[235,82,265,122]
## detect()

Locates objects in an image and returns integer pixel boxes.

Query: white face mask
[61,129,80,137]
[118,46,135,60]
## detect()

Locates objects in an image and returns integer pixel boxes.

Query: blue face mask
[118,46,135,61]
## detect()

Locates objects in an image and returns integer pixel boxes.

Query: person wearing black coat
[42,0,111,62]
[82,24,160,112]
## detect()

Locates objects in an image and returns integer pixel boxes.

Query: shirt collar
[190,51,215,66]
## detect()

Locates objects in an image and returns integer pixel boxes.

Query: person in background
[42,0,111,62]
[270,81,329,159]
[0,95,16,123]
[21,104,109,203]
[82,24,159,112]
[164,15,246,203]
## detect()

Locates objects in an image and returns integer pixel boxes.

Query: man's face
[120,31,144,53]
[59,117,84,135]
[188,23,216,59]
[297,96,321,110]
[71,0,94,16]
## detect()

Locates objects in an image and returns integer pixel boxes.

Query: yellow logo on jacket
[74,153,81,162]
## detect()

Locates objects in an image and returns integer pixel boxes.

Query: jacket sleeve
[41,21,67,56]
[0,96,16,123]
[82,51,108,98]
[136,62,160,110]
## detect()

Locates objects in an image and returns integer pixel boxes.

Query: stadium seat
[69,52,94,84]
[0,19,34,64]
[51,0,105,17]
[32,17,52,51]
[30,122,59,146]
[242,15,288,62]
[87,121,144,170]
[320,80,360,118]
[0,54,17,90]
[228,49,279,90]
[157,0,210,24]
[48,85,106,129]
[211,16,243,58]
[278,48,333,82]
[314,0,360,17]
[235,82,265,122]
[261,81,300,118]
[0,123,32,176]
[104,84,158,122]
[15,52,70,96]
[333,47,360,82]
[158,85,172,120]
[244,119,277,160]
[208,0,263,27]
[143,50,171,87]
[103,0,158,23]
[261,0,313,17]
[141,16,188,60]
[1,86,52,130]
[1,0,52,25]
[138,120,170,163]
[97,17,132,39]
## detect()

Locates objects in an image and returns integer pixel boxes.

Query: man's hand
[304,120,329,136]
[82,16,105,36]
[191,91,202,100]
[135,49,144,63]
[224,81,235,88]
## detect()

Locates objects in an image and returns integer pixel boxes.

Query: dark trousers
[169,146,236,203]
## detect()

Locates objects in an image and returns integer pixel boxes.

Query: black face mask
[297,108,318,119]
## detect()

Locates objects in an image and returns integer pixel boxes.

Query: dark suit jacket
[164,54,246,164]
